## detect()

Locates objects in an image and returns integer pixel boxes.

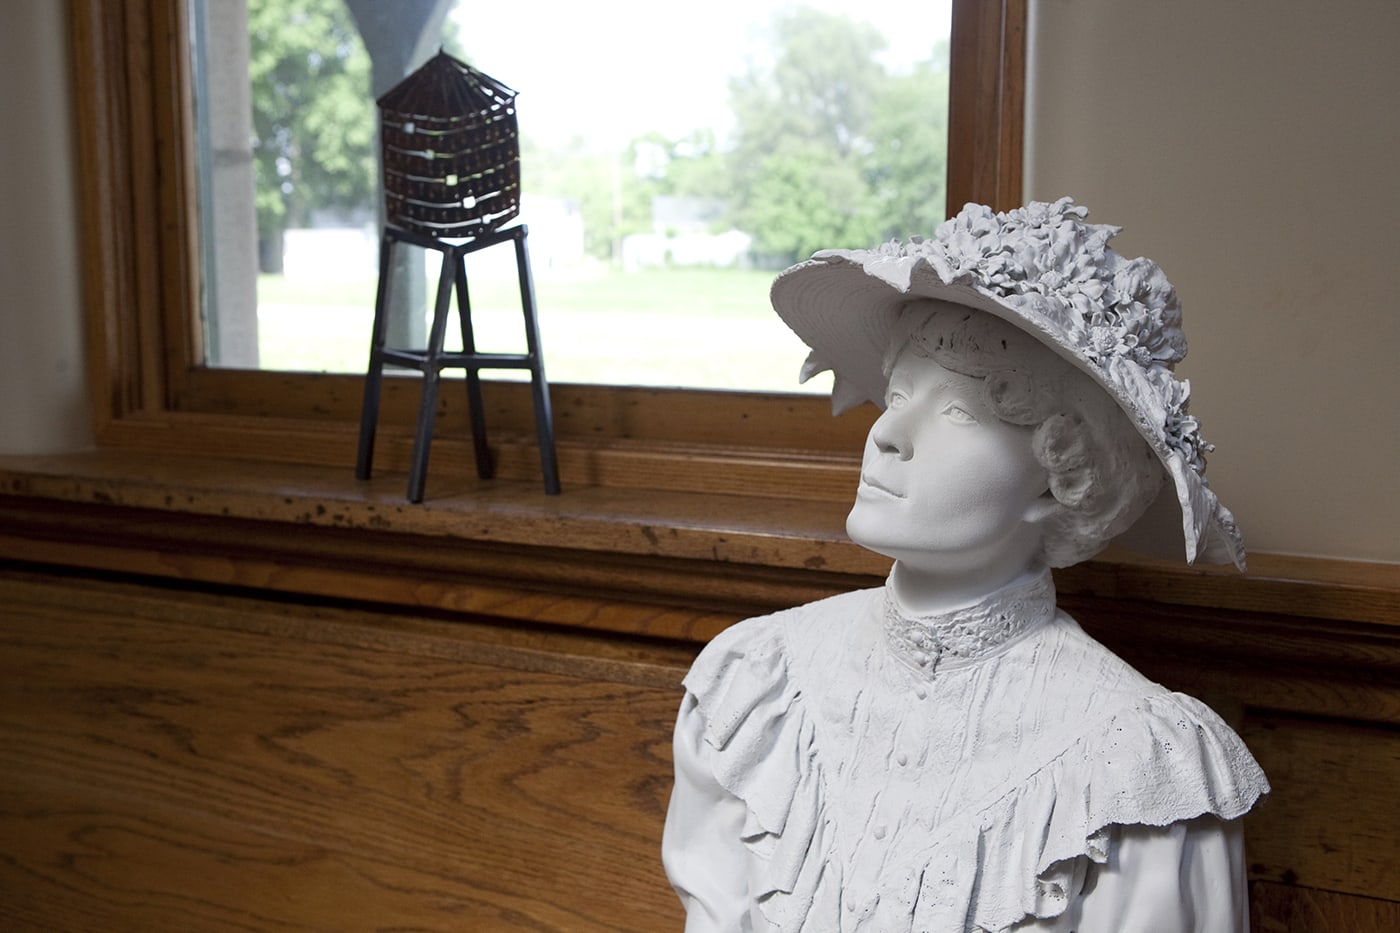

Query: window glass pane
[192,0,951,393]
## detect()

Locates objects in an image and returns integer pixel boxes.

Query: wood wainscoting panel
[0,571,691,932]
[1251,881,1400,932]
[1240,714,1400,902]
[3,558,1399,930]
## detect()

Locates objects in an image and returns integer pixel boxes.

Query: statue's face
[846,347,1050,576]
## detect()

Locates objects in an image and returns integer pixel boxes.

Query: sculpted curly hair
[887,300,1164,567]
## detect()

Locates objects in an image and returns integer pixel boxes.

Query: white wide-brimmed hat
[770,197,1244,569]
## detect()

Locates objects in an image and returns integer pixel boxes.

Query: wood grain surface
[1251,882,1400,932]
[4,565,1400,930]
[1241,714,1400,901]
[0,573,689,932]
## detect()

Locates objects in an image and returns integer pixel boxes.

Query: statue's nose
[869,407,914,461]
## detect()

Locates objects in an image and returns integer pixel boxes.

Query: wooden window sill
[2,449,1397,646]
[0,448,877,641]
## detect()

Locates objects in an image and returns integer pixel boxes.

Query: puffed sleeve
[1019,815,1249,933]
[662,691,755,933]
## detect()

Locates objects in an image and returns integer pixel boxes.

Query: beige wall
[2,1,1396,561]
[0,1,92,454]
[1026,0,1400,562]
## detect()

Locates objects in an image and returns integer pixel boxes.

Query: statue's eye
[943,403,978,425]
[887,389,911,409]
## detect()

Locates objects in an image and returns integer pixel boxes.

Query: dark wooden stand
[356,223,560,501]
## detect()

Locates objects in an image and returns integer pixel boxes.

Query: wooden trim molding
[2,451,1396,639]
[71,0,139,426]
[948,0,1026,211]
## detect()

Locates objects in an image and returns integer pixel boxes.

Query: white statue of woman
[663,200,1269,932]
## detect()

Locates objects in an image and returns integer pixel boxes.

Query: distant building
[622,196,752,272]
[282,194,586,283]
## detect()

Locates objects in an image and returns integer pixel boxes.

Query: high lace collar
[883,566,1057,677]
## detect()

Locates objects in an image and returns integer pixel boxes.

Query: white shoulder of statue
[664,199,1267,933]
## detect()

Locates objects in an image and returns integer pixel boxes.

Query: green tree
[659,129,730,203]
[726,7,949,264]
[727,8,885,261]
[865,54,949,240]
[248,0,376,269]
[738,138,881,261]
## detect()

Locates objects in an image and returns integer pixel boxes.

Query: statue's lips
[858,474,904,499]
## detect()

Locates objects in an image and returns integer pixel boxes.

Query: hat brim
[771,249,1245,569]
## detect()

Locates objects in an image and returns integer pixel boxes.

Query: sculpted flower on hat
[1085,312,1134,364]
[930,203,1007,284]
[1081,304,1180,369]
[1156,373,1214,474]
[872,238,907,261]
[1120,304,1184,367]
[1110,257,1187,363]
[1113,255,1179,310]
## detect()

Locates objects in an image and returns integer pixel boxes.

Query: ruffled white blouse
[663,568,1269,932]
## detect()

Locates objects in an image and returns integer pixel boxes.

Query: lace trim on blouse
[883,566,1057,676]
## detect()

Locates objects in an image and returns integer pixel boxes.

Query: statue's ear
[1022,489,1060,525]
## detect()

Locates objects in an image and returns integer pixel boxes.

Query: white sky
[450,0,952,149]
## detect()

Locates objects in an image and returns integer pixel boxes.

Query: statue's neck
[889,555,1043,617]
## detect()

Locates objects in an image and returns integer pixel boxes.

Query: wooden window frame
[70,0,1026,494]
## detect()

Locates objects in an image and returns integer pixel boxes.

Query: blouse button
[897,752,909,766]
[873,824,887,839]
[914,685,927,699]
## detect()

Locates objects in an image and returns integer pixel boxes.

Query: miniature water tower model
[355,51,560,501]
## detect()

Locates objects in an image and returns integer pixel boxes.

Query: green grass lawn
[255,265,829,393]
[257,265,777,318]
